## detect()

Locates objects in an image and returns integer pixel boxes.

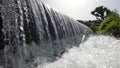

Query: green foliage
[90,6,120,37]
[98,11,120,37]
[77,20,84,24]
[91,6,111,22]
[90,24,98,33]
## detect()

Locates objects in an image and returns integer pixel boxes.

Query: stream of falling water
[37,35,120,68]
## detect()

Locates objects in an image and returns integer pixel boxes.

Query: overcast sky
[42,0,120,20]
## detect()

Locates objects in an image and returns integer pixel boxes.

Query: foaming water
[38,35,120,68]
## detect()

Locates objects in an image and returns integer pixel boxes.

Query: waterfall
[0,0,92,68]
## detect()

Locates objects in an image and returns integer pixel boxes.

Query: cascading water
[38,35,120,68]
[0,0,92,68]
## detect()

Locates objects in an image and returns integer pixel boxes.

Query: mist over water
[38,35,120,68]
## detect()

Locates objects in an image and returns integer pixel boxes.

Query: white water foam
[0,66,3,68]
[37,35,120,68]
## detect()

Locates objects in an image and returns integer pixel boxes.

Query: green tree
[98,11,120,37]
[91,6,111,22]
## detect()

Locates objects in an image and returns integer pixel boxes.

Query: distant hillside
[77,20,100,27]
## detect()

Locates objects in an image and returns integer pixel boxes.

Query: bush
[98,11,120,37]
[90,25,98,33]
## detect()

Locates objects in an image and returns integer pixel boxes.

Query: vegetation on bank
[77,6,120,37]
[98,11,120,37]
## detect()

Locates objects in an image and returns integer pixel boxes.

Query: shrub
[98,11,120,37]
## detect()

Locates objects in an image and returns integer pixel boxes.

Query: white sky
[42,0,120,20]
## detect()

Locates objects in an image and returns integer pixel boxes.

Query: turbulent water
[38,35,120,68]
